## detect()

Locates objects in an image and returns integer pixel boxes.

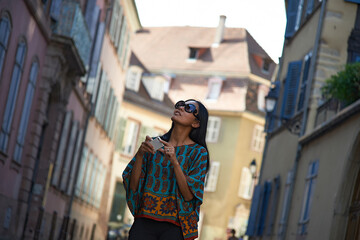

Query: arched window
[0,38,27,152]
[13,59,39,162]
[0,12,12,79]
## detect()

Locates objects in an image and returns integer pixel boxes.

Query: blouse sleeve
[186,147,208,204]
[122,153,147,216]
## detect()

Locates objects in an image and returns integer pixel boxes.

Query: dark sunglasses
[175,100,199,120]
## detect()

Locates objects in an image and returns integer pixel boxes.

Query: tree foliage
[322,63,360,106]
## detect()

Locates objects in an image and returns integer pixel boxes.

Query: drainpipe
[280,1,327,239]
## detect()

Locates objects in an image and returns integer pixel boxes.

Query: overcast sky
[134,0,287,63]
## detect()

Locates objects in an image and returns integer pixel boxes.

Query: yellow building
[247,0,360,239]
[128,16,277,239]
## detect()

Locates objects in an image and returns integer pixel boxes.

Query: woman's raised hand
[137,135,156,155]
[158,139,176,162]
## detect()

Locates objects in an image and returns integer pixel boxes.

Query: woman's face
[171,100,200,127]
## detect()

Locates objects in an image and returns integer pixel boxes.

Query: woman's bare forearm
[129,153,144,191]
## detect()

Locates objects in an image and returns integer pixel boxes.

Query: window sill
[10,159,21,173]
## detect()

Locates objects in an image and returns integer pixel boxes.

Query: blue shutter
[345,0,360,3]
[297,56,311,111]
[285,0,300,38]
[267,176,281,235]
[85,0,99,40]
[246,185,262,236]
[306,0,314,15]
[89,22,105,78]
[258,181,272,236]
[50,0,63,21]
[281,61,302,120]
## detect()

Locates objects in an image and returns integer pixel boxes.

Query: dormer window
[125,66,142,92]
[262,58,271,74]
[206,77,224,101]
[188,47,199,61]
[142,75,166,101]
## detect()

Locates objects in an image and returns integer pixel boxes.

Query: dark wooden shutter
[258,181,272,235]
[246,185,262,236]
[297,56,311,111]
[285,0,300,38]
[281,61,302,120]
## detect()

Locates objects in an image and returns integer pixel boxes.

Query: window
[13,60,39,162]
[206,77,223,101]
[285,0,300,38]
[257,85,268,112]
[251,125,265,152]
[206,116,221,143]
[125,67,142,92]
[278,170,294,237]
[188,48,198,60]
[298,160,319,235]
[281,61,302,120]
[297,53,312,111]
[262,58,271,73]
[75,146,89,197]
[0,39,27,152]
[142,76,165,101]
[238,167,253,199]
[0,13,11,79]
[205,161,220,192]
[52,111,72,186]
[59,121,79,192]
[122,120,140,156]
[67,129,83,195]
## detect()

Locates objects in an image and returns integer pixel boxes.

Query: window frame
[204,161,220,192]
[251,124,265,152]
[206,116,221,143]
[206,77,223,101]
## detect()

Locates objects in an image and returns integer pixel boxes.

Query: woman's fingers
[145,135,152,142]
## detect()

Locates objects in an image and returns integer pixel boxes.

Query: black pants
[128,217,184,240]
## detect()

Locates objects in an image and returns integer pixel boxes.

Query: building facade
[129,16,276,240]
[0,0,140,239]
[247,1,360,240]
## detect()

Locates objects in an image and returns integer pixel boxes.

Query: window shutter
[60,121,79,192]
[50,0,63,21]
[115,118,127,152]
[96,166,107,208]
[345,0,360,4]
[238,167,252,199]
[94,71,106,120]
[67,128,83,195]
[88,157,98,203]
[297,55,311,111]
[84,0,99,39]
[306,0,314,15]
[267,176,281,235]
[281,60,302,120]
[285,0,300,38]
[246,185,262,236]
[75,146,88,197]
[52,111,73,186]
[82,152,94,200]
[258,181,272,235]
[89,22,105,79]
[206,116,221,143]
[205,161,220,192]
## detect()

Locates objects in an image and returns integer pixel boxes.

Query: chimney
[212,15,226,47]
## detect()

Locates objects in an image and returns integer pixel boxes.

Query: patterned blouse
[122,143,208,240]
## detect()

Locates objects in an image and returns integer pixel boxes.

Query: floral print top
[122,143,208,240]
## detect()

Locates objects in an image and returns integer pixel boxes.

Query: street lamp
[265,82,301,135]
[249,159,257,179]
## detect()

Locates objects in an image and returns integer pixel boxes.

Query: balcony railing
[315,98,341,127]
[53,0,91,68]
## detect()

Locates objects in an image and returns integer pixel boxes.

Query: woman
[122,99,210,240]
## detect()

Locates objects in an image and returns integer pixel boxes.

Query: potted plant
[321,62,360,106]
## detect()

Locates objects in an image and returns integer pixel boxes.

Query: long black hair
[161,99,210,172]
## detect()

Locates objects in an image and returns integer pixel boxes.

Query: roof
[131,26,275,79]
